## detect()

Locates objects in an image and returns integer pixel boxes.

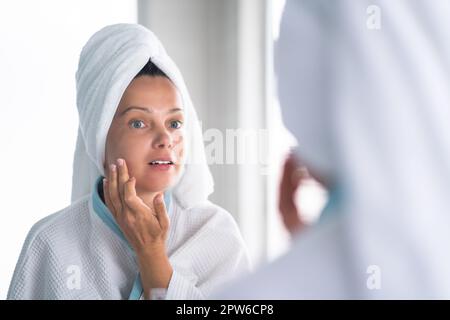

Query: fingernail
[103,178,106,184]
[117,158,124,166]
[110,164,116,172]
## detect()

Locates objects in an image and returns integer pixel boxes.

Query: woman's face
[104,75,185,193]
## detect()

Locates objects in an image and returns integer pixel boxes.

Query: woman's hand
[103,158,173,297]
[103,158,169,254]
[279,153,306,236]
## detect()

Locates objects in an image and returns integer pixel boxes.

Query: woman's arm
[103,159,174,299]
[104,158,251,300]
[135,242,173,299]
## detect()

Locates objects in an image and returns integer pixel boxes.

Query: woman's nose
[152,129,173,149]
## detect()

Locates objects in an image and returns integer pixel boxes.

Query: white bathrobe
[7,23,250,299]
[7,178,249,299]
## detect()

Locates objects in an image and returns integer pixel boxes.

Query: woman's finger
[108,163,123,215]
[123,177,147,214]
[103,178,116,219]
[153,194,170,232]
[116,158,130,208]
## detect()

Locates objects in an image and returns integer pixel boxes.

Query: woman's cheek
[175,133,184,155]
[175,140,185,177]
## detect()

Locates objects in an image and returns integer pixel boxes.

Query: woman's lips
[147,163,174,171]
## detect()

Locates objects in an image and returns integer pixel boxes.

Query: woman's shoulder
[24,195,91,247]
[8,195,94,300]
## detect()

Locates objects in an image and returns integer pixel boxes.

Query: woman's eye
[130,120,146,129]
[170,120,183,129]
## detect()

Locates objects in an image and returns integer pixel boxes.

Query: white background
[0,0,137,299]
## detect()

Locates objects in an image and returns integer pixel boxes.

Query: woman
[8,23,250,300]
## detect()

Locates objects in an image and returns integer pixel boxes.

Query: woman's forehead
[117,76,183,113]
[117,105,184,117]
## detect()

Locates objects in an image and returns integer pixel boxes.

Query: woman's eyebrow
[167,107,184,114]
[119,106,183,116]
[120,106,150,116]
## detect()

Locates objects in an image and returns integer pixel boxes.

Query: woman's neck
[99,179,162,210]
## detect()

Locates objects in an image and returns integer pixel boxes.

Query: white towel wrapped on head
[72,23,214,209]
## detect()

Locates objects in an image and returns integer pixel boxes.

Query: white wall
[0,0,137,299]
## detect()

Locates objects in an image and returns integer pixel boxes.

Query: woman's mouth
[148,160,175,171]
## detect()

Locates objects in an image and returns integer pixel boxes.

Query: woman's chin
[136,179,174,194]
[137,169,179,190]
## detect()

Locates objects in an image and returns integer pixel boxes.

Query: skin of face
[103,75,185,201]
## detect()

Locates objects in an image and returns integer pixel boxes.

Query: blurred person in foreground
[218,0,450,299]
